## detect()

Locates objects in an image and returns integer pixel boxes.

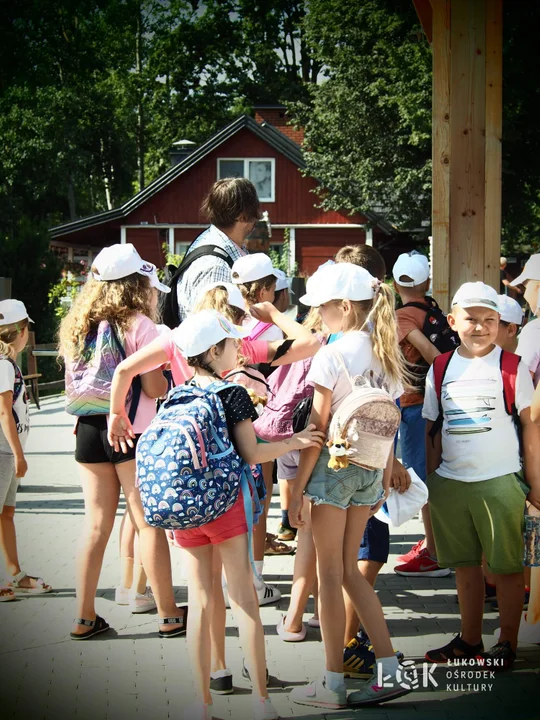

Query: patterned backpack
[136,381,260,530]
[65,321,141,422]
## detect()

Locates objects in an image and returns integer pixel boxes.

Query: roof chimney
[253,105,304,146]
[169,139,196,166]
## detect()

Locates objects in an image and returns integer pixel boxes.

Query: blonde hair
[303,307,324,333]
[0,319,29,360]
[58,274,155,361]
[234,274,276,306]
[193,286,246,325]
[338,284,408,387]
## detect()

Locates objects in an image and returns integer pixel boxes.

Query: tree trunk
[136,2,145,191]
[67,177,77,221]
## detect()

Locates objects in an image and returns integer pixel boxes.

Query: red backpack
[429,349,522,459]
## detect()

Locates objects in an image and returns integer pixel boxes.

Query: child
[513,254,540,386]
[231,253,283,341]
[423,282,539,669]
[272,270,292,313]
[287,262,410,708]
[59,243,177,640]
[0,300,52,600]
[496,295,523,353]
[167,309,324,720]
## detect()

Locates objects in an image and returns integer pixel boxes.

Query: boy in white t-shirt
[422,282,540,670]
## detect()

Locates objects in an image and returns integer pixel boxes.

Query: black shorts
[75,415,140,465]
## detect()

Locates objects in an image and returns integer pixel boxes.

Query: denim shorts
[305,448,384,510]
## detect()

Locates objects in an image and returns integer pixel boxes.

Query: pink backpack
[253,336,325,442]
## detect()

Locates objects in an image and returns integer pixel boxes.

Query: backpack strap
[428,350,455,443]
[500,350,523,464]
[400,300,433,312]
[108,324,141,424]
[248,321,274,341]
[0,355,24,424]
[223,369,271,394]
[240,463,261,577]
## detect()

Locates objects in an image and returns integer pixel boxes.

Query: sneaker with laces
[222,580,281,608]
[394,547,451,577]
[253,697,280,720]
[476,641,516,672]
[343,637,376,679]
[130,587,157,614]
[115,586,130,605]
[290,678,347,709]
[347,678,412,706]
[210,669,233,695]
[241,658,270,685]
[395,538,425,564]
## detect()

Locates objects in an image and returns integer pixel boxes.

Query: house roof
[50,114,394,238]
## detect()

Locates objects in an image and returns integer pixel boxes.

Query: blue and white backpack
[136,381,260,531]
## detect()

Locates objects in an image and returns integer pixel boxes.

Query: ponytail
[365,283,408,387]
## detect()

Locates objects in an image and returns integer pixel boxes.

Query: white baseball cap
[392,252,430,287]
[497,295,523,325]
[511,254,540,287]
[451,282,500,312]
[92,244,170,293]
[300,263,379,306]
[196,281,247,312]
[0,299,34,326]
[172,309,248,357]
[274,269,294,295]
[231,253,279,284]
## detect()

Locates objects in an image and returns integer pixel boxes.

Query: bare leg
[455,566,484,646]
[183,544,215,705]
[132,533,148,595]
[494,571,524,651]
[344,559,384,645]
[71,462,120,635]
[0,506,21,576]
[116,461,183,631]
[422,504,437,558]
[210,547,227,672]
[220,533,268,699]
[279,480,291,526]
[284,497,317,633]
[119,511,135,589]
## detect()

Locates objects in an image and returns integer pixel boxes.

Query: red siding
[125,227,166,267]
[125,129,366,227]
[296,228,366,275]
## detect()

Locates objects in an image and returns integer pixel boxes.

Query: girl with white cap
[59,243,180,640]
[0,300,52,600]
[286,262,410,708]
[164,309,324,720]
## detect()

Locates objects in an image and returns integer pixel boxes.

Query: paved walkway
[1,396,539,720]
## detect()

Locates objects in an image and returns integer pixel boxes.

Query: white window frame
[217,157,276,202]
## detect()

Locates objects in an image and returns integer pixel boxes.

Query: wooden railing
[18,331,61,409]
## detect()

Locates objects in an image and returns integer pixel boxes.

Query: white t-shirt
[422,346,533,482]
[243,315,284,343]
[516,317,540,387]
[0,358,30,452]
[307,330,403,415]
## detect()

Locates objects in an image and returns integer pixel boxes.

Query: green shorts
[426,471,528,575]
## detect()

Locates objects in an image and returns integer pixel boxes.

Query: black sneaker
[476,641,516,672]
[241,658,270,684]
[425,633,484,663]
[210,670,234,694]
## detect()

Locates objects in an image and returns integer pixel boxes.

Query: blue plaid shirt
[176,225,246,322]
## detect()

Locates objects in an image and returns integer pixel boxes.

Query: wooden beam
[431,0,451,310]
[484,0,503,292]
[413,0,433,44]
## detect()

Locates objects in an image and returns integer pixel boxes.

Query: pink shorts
[172,491,247,548]
[276,450,300,481]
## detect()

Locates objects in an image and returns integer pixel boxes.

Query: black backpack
[160,237,234,329]
[400,297,460,391]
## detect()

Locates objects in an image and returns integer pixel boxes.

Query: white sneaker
[183,701,213,720]
[222,581,281,608]
[115,586,130,605]
[347,677,412,706]
[130,587,157,614]
[253,697,280,720]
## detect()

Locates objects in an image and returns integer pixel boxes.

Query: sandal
[425,633,484,663]
[70,615,110,641]
[159,607,188,638]
[9,570,52,595]
[265,533,295,556]
[0,586,16,602]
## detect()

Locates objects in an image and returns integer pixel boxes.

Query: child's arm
[521,407,540,511]
[369,446,395,516]
[425,421,442,476]
[531,383,540,424]
[250,302,313,341]
[108,338,169,451]
[250,301,321,365]
[405,329,441,365]
[233,420,325,466]
[0,391,27,478]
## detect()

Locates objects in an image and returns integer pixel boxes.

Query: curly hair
[0,319,29,360]
[58,273,155,360]
[233,274,276,306]
[193,285,246,325]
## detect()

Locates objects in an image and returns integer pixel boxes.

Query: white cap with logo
[0,300,34,326]
[92,243,170,293]
[172,309,248,357]
[196,281,247,312]
[231,253,280,284]
[300,262,379,307]
[274,269,294,295]
[511,254,540,287]
[451,282,500,312]
[392,252,430,287]
[497,295,523,325]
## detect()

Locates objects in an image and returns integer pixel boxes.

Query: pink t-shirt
[123,314,161,433]
[159,332,269,385]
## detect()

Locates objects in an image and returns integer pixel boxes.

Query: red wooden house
[49,106,395,275]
